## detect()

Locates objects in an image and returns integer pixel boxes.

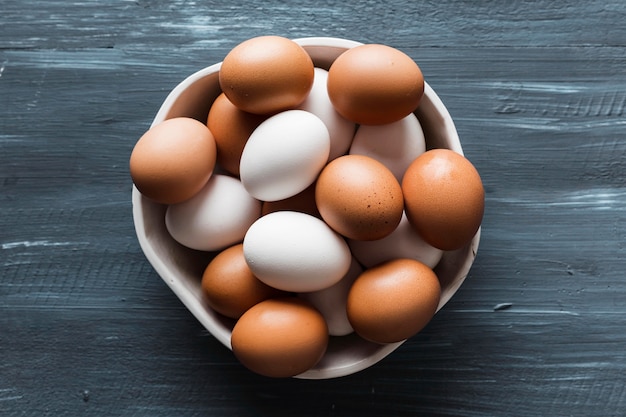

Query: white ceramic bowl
[132,37,481,379]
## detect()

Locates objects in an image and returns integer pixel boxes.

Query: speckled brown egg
[219,36,315,115]
[201,243,287,319]
[207,93,266,176]
[402,149,484,251]
[129,117,216,205]
[327,44,424,125]
[231,297,328,378]
[346,258,441,344]
[315,154,403,240]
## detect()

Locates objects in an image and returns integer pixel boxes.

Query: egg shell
[349,113,425,183]
[201,243,288,319]
[348,211,443,269]
[243,211,352,293]
[239,110,330,202]
[298,257,362,336]
[206,93,267,176]
[219,36,314,115]
[315,154,404,241]
[298,67,356,161]
[231,297,328,378]
[327,44,424,125]
[129,117,216,205]
[347,258,441,344]
[165,174,261,251]
[402,149,485,251]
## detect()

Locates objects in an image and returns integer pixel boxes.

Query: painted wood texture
[1,1,625,416]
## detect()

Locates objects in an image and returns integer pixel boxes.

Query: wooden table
[2,1,625,415]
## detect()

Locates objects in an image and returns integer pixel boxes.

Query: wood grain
[2,0,626,416]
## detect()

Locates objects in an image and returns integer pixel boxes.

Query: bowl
[132,37,481,379]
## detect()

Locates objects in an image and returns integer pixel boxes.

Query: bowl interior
[132,37,480,379]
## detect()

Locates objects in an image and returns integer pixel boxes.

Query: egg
[165,174,261,251]
[315,154,404,241]
[243,211,351,293]
[349,113,425,183]
[297,67,356,161]
[206,93,266,176]
[219,36,315,115]
[239,110,330,202]
[201,244,287,319]
[348,212,443,269]
[402,149,484,251]
[130,117,216,204]
[231,297,328,378]
[327,44,424,125]
[346,258,441,344]
[298,257,362,336]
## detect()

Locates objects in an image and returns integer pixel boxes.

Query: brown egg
[207,93,267,176]
[261,182,320,218]
[201,244,287,319]
[130,117,216,204]
[346,258,441,344]
[315,154,403,240]
[231,297,328,378]
[327,44,424,125]
[219,36,315,115]
[402,149,484,251]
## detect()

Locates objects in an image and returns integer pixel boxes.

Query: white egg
[165,174,261,251]
[239,110,330,202]
[349,113,426,182]
[299,257,362,336]
[348,212,444,269]
[298,67,356,161]
[243,211,351,292]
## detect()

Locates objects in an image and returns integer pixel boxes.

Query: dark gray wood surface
[2,1,625,416]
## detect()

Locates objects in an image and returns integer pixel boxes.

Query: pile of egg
[130,36,485,378]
